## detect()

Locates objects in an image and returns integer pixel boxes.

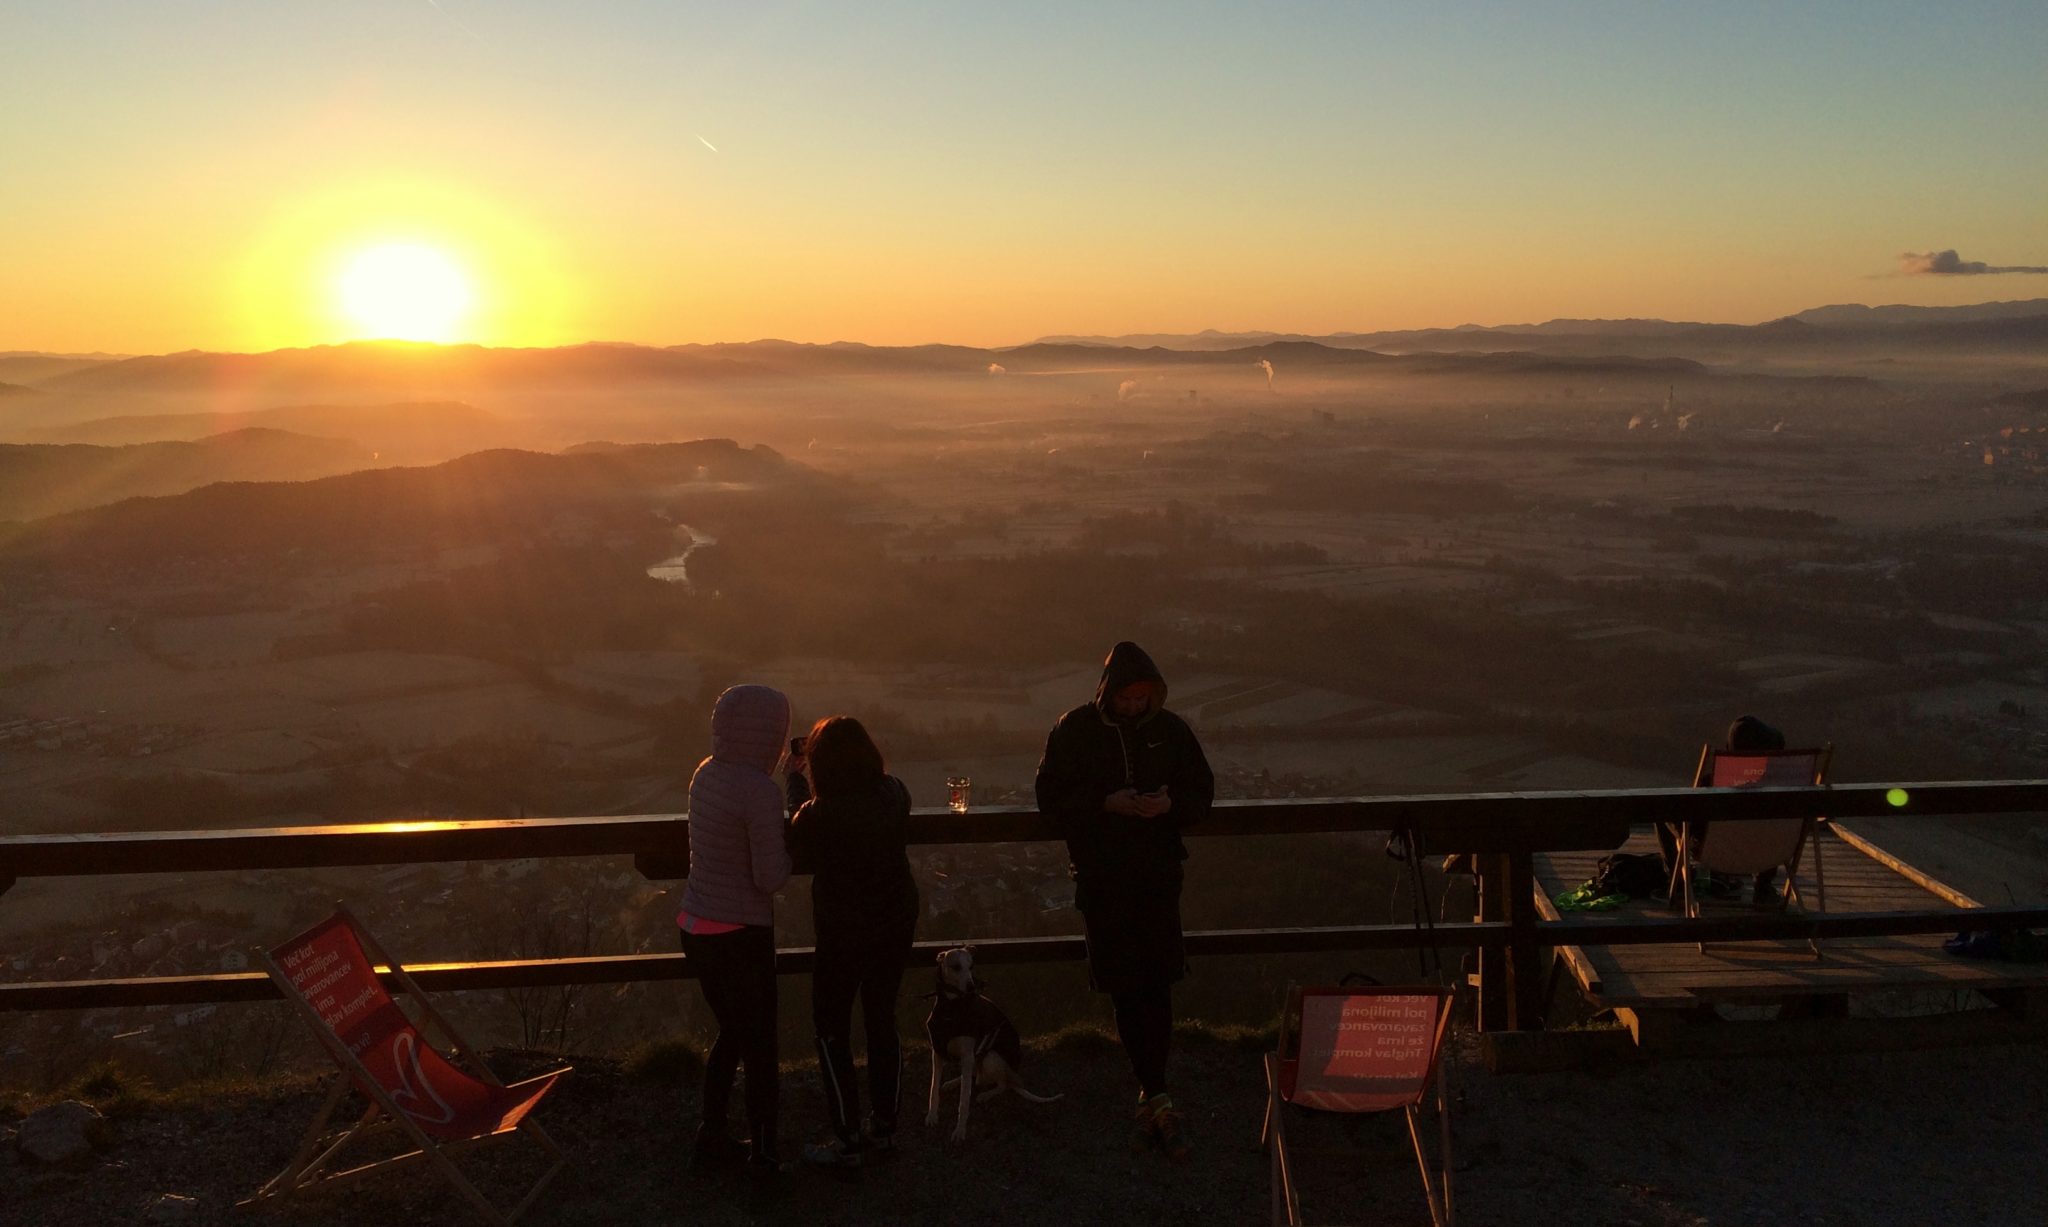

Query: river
[645,524,716,588]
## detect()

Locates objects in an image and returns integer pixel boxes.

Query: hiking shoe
[1145,1095,1192,1162]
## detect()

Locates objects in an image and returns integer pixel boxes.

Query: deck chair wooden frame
[1259,984,1457,1227]
[239,905,571,1225]
[1669,744,1833,957]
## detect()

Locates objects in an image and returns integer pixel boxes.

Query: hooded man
[1033,641,1214,1159]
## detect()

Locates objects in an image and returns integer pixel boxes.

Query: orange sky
[4,3,2044,354]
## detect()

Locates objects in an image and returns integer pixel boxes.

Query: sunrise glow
[336,243,474,343]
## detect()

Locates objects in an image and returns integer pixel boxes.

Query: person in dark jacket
[786,716,920,1170]
[1033,641,1213,1159]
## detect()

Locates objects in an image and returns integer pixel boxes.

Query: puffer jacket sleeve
[748,774,794,894]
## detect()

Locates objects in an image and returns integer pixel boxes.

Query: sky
[3,1,2045,353]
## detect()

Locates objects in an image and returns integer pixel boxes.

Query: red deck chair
[240,906,571,1225]
[1669,745,1833,955]
[1260,984,1457,1227]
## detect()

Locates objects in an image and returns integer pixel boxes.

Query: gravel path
[5,1027,2045,1225]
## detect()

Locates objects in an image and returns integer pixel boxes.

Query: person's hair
[802,716,886,800]
[1726,714,1786,753]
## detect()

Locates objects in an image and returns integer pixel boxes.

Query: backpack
[1589,852,1668,900]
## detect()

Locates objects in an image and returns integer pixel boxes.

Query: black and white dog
[924,947,1062,1142]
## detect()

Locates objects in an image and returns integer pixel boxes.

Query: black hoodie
[1033,642,1215,889]
[787,774,920,951]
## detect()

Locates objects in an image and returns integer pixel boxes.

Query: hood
[709,684,792,773]
[1092,641,1166,720]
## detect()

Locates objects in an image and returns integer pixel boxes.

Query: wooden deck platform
[1534,824,2048,1010]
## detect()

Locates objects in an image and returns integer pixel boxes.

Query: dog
[923,946,1062,1142]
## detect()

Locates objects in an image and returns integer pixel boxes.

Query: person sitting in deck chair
[1657,714,1787,904]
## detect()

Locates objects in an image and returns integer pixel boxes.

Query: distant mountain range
[3,298,2041,402]
[1033,298,2048,351]
[6,337,1815,401]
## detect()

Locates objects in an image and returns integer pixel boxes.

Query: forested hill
[0,440,801,576]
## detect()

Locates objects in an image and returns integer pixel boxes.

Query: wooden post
[1476,856,1507,1032]
[632,821,690,881]
[1503,851,1544,1030]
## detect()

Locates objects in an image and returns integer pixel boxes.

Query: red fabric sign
[1711,753,1818,788]
[272,915,543,1140]
[1285,992,1441,1113]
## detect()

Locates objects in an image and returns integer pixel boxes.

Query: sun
[336,242,475,342]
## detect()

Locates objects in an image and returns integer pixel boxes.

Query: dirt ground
[4,1026,2045,1226]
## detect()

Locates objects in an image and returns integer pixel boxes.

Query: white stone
[16,1099,104,1164]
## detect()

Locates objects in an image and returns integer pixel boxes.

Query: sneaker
[1144,1095,1192,1162]
[1701,872,1742,899]
[1131,1094,1160,1154]
[692,1125,748,1169]
[747,1133,793,1181]
[747,1151,793,1181]
[801,1138,865,1179]
[861,1123,898,1163]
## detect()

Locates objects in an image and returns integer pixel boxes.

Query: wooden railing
[6,782,2048,1028]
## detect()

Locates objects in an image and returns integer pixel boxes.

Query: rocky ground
[3,1022,2045,1226]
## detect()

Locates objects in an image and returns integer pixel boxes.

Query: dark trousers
[1111,983,1173,1100]
[811,921,915,1142]
[679,925,779,1144]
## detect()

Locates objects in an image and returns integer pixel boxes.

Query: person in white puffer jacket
[676,684,793,1175]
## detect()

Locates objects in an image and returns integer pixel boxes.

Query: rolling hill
[0,439,798,574]
[8,400,513,464]
[0,428,373,521]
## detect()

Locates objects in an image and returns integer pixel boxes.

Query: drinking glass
[946,775,971,813]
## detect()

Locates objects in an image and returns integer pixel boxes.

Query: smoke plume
[987,362,1006,375]
[1117,379,1139,401]
[1255,359,1275,390]
[1899,249,2048,276]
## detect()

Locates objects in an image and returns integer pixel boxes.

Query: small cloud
[1899,249,2048,276]
[987,362,1006,376]
[1117,379,1140,401]
[697,134,719,154]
